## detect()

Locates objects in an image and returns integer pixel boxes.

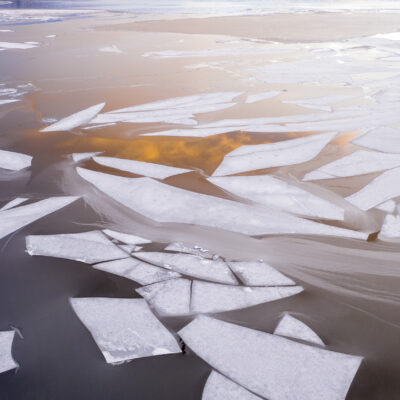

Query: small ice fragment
[99,45,122,53]
[0,197,29,211]
[352,127,400,153]
[70,298,181,364]
[245,91,283,104]
[0,149,32,171]
[94,258,181,285]
[71,152,101,163]
[0,331,18,374]
[274,314,325,346]
[165,242,214,259]
[40,102,105,132]
[0,99,20,105]
[102,229,151,245]
[46,34,56,38]
[0,30,13,33]
[376,200,396,213]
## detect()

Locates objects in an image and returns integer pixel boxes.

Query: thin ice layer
[93,156,191,179]
[212,132,337,176]
[352,127,400,153]
[102,229,151,245]
[0,331,18,374]
[94,258,181,285]
[135,252,237,285]
[76,168,368,239]
[228,261,295,286]
[41,103,105,132]
[0,196,79,240]
[274,314,325,346]
[0,197,29,211]
[179,316,362,400]
[191,281,303,314]
[0,149,32,171]
[208,175,344,220]
[165,242,214,259]
[70,298,181,363]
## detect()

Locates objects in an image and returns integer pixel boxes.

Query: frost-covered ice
[304,150,400,181]
[165,242,214,259]
[99,45,122,53]
[102,229,151,245]
[71,152,101,163]
[0,331,18,374]
[0,41,37,50]
[179,316,362,400]
[245,91,283,104]
[0,197,29,211]
[94,258,181,285]
[0,149,32,171]
[352,127,400,153]
[26,231,129,264]
[0,196,79,240]
[202,371,262,400]
[274,314,325,346]
[379,215,400,241]
[191,281,303,314]
[212,132,337,176]
[208,175,344,220]
[228,261,295,286]
[93,156,192,179]
[41,103,105,132]
[70,298,181,363]
[135,252,238,285]
[346,167,400,211]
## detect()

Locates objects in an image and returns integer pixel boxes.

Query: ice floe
[0,197,29,211]
[0,331,18,374]
[212,132,337,176]
[0,41,37,50]
[245,91,283,104]
[352,127,400,153]
[165,242,214,259]
[179,316,362,400]
[274,314,325,346]
[93,156,192,179]
[0,196,79,240]
[99,45,122,53]
[70,298,181,363]
[102,229,151,245]
[41,103,105,132]
[71,152,101,163]
[0,149,32,171]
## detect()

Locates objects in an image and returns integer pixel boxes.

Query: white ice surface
[179,316,362,400]
[0,149,32,171]
[70,298,181,363]
[99,45,122,53]
[379,214,400,240]
[102,229,151,245]
[274,314,325,346]
[165,242,214,259]
[71,152,101,163]
[0,99,20,105]
[376,200,396,213]
[352,127,400,153]
[140,127,239,137]
[0,41,37,50]
[245,91,283,104]
[0,197,29,211]
[0,331,18,374]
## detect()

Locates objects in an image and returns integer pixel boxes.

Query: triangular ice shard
[0,197,29,211]
[0,331,18,374]
[0,149,32,171]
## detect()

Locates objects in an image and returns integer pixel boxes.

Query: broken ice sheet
[208,175,344,220]
[93,156,192,179]
[212,132,337,176]
[102,229,151,245]
[0,149,32,171]
[274,314,325,346]
[165,242,214,259]
[0,331,18,374]
[40,102,105,132]
[135,252,238,285]
[70,298,181,364]
[94,258,181,285]
[352,127,400,153]
[179,316,362,400]
[0,197,29,211]
[26,231,129,264]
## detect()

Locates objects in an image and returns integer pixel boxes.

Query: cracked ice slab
[191,281,303,314]
[346,167,400,211]
[228,261,295,287]
[303,150,400,181]
[76,168,368,239]
[94,258,181,285]
[179,316,362,400]
[0,196,79,240]
[0,197,29,211]
[102,229,151,245]
[212,132,337,176]
[70,298,181,364]
[26,231,129,264]
[40,103,105,132]
[93,156,192,179]
[274,314,324,346]
[135,252,238,285]
[203,371,262,400]
[0,149,32,171]
[352,127,400,153]
[208,175,344,220]
[0,331,18,374]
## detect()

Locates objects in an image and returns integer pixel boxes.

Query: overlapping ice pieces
[0,197,29,211]
[245,91,283,104]
[228,261,295,286]
[135,252,237,284]
[202,371,262,400]
[41,103,105,132]
[304,150,400,181]
[0,331,18,374]
[191,281,303,314]
[274,314,324,346]
[208,175,344,220]
[71,152,101,163]
[0,149,32,171]
[0,196,79,240]
[165,242,214,259]
[136,278,191,316]
[352,127,400,153]
[378,214,400,240]
[94,258,181,285]
[26,231,128,264]
[212,132,337,176]
[179,316,362,400]
[70,298,181,363]
[93,156,191,179]
[76,168,368,239]
[346,167,400,211]
[102,229,151,245]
